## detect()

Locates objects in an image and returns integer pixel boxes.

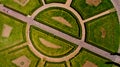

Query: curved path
[66,0,72,6]
[111,0,120,23]
[111,0,120,64]
[0,4,119,64]
[31,3,85,41]
[26,24,81,62]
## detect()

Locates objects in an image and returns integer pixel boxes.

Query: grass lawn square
[0,0,43,15]
[0,13,26,50]
[85,12,119,52]
[0,47,39,67]
[70,49,112,67]
[71,0,114,19]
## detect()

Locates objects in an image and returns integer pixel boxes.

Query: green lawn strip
[0,0,42,15]
[45,0,67,4]
[30,26,77,57]
[71,0,114,19]
[0,13,26,50]
[0,46,39,67]
[85,12,119,52]
[35,7,81,38]
[45,62,65,67]
[70,49,112,67]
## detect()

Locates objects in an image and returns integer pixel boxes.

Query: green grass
[35,7,81,38]
[71,0,114,19]
[0,47,39,67]
[0,13,26,50]
[45,62,65,67]
[30,26,76,57]
[85,12,119,52]
[0,0,42,15]
[70,49,112,67]
[45,0,67,4]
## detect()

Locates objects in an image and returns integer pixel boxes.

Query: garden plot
[70,49,112,67]
[35,7,81,38]
[71,0,114,19]
[14,0,29,6]
[85,12,119,52]
[0,0,42,15]
[0,13,25,50]
[30,26,76,57]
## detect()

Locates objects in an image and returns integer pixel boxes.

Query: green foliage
[70,49,112,67]
[85,12,119,52]
[0,47,39,67]
[45,0,67,4]
[0,13,25,50]
[71,0,114,19]
[0,0,42,15]
[45,62,65,67]
[35,7,81,38]
[30,26,76,57]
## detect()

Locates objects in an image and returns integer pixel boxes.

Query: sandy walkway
[66,0,72,6]
[31,3,85,41]
[0,3,119,64]
[83,8,116,23]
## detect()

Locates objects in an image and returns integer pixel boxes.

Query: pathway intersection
[0,0,119,67]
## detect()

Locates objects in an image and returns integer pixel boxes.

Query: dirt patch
[52,17,72,27]
[14,0,29,6]
[2,24,13,38]
[82,61,98,67]
[86,0,102,7]
[39,38,61,49]
[100,27,106,38]
[12,55,31,67]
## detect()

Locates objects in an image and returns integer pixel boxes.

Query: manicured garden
[70,49,112,67]
[0,13,26,50]
[0,47,39,67]
[45,0,66,4]
[35,7,82,38]
[71,0,114,19]
[85,12,119,52]
[30,26,77,57]
[0,0,43,15]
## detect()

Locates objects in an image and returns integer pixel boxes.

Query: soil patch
[39,38,61,49]
[52,17,72,27]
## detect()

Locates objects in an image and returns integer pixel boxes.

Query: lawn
[45,0,67,4]
[30,26,77,57]
[35,7,82,38]
[70,49,112,67]
[0,0,42,15]
[0,46,39,67]
[0,13,26,51]
[85,12,119,52]
[71,0,114,19]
